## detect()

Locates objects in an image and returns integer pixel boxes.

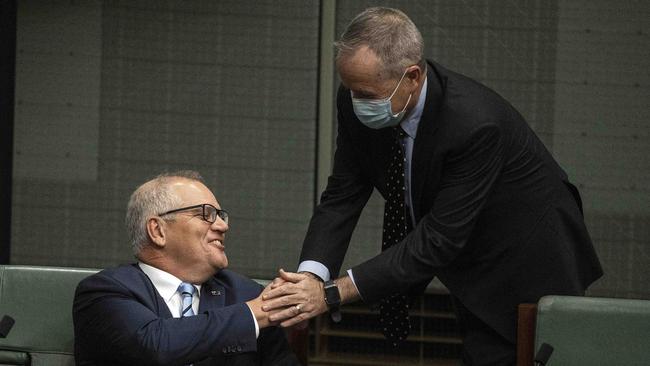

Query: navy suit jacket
[300,60,603,344]
[73,264,299,366]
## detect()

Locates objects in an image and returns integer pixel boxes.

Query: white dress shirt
[138,263,259,337]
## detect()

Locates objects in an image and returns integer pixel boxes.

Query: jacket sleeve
[299,96,374,278]
[73,272,257,366]
[352,124,505,302]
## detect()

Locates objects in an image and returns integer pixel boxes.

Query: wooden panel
[287,325,309,366]
[517,303,537,366]
[309,293,462,365]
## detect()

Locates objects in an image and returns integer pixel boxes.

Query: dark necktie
[379,126,411,346]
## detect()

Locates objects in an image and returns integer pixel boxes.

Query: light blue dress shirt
[298,77,429,291]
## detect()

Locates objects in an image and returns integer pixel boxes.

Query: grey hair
[126,170,204,255]
[334,7,425,79]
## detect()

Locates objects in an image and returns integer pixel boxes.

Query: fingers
[262,293,304,312]
[280,313,310,328]
[275,302,326,328]
[270,269,303,289]
[270,276,287,289]
[261,269,328,326]
[263,280,299,301]
[264,270,317,301]
[268,302,312,325]
[278,268,305,282]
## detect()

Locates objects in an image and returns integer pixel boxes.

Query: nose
[210,215,228,233]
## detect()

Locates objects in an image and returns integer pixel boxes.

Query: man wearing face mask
[262,7,602,366]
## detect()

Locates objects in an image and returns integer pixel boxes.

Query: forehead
[169,179,219,207]
[336,46,391,95]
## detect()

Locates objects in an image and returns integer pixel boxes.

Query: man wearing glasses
[73,171,299,365]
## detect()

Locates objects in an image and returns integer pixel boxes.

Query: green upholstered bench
[535,295,650,366]
[0,265,99,366]
[0,265,308,366]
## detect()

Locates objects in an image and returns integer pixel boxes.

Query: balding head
[335,7,425,80]
[126,170,204,255]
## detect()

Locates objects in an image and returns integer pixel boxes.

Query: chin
[213,256,228,271]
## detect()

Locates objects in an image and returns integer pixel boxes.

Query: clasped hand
[261,269,328,327]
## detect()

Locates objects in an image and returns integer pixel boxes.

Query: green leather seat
[535,295,650,366]
[0,265,98,366]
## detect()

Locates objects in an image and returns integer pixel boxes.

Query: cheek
[399,86,412,102]
[390,97,404,113]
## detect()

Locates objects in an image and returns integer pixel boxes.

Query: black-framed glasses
[159,204,228,224]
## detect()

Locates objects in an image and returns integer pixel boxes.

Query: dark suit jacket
[300,60,603,343]
[73,264,299,366]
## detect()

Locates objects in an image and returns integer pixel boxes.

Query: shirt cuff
[245,303,260,338]
[346,269,363,301]
[297,260,331,281]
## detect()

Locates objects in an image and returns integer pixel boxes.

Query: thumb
[279,268,304,283]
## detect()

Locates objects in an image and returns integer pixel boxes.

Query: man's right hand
[262,270,329,327]
[246,283,285,328]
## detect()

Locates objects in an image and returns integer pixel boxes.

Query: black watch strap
[323,280,342,323]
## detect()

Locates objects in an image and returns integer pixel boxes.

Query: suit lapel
[411,62,445,220]
[155,293,173,318]
[132,264,174,318]
[198,277,225,313]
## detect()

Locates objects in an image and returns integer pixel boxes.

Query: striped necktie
[178,282,196,317]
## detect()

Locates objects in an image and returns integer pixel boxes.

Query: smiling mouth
[209,239,225,250]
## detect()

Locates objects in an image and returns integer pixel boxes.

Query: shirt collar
[138,262,201,302]
[400,76,428,139]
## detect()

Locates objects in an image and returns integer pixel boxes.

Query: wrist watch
[323,280,342,323]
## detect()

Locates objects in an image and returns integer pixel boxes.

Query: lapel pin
[211,290,221,296]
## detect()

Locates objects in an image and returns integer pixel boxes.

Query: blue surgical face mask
[351,69,413,129]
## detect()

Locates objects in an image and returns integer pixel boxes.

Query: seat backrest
[535,295,650,366]
[0,265,99,366]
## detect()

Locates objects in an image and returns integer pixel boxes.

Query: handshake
[247,270,337,329]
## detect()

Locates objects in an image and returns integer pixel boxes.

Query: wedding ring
[295,304,302,313]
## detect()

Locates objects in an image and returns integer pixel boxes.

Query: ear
[146,217,167,248]
[405,64,423,88]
